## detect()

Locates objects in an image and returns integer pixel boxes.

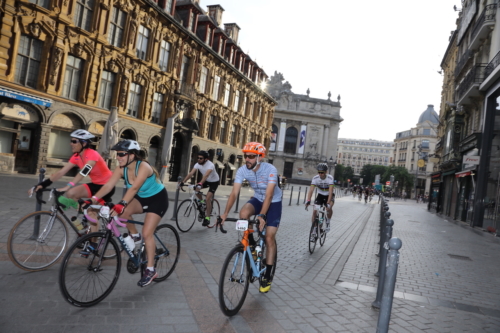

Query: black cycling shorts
[133,188,168,218]
[314,193,334,207]
[84,183,115,202]
[202,181,219,194]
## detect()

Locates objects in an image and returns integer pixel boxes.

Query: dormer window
[189,12,195,32]
[206,27,211,44]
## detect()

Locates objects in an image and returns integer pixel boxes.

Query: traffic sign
[386,181,390,185]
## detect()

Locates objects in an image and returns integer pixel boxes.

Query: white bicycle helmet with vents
[70,129,95,140]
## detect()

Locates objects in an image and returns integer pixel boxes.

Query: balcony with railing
[482,50,500,90]
[470,3,497,50]
[455,49,472,77]
[456,64,487,104]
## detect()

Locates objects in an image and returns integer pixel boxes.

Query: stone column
[36,123,52,171]
[277,119,286,152]
[322,124,330,157]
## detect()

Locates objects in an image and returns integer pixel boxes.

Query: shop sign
[463,156,480,165]
[0,104,39,123]
[0,87,52,107]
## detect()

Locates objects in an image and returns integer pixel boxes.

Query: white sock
[147,266,154,271]
[132,233,140,237]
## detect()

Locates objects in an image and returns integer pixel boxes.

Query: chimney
[224,23,241,43]
[207,4,224,26]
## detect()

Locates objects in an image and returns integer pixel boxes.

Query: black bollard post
[32,168,46,239]
[303,187,308,204]
[376,237,403,333]
[372,219,394,308]
[288,186,294,206]
[296,186,301,205]
[233,190,241,213]
[170,177,182,221]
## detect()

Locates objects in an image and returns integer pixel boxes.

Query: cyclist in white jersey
[182,150,220,226]
[305,163,335,234]
[221,142,282,293]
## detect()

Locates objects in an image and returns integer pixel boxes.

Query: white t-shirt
[311,174,334,196]
[194,160,220,182]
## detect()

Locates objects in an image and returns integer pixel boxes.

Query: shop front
[429,172,441,213]
[455,169,476,223]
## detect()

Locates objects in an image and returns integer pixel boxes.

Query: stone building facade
[393,105,439,198]
[337,139,394,175]
[266,72,342,184]
[0,0,275,183]
[433,0,500,230]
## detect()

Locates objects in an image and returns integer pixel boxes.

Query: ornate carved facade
[0,0,275,181]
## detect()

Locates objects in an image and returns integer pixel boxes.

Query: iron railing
[455,49,472,77]
[456,64,487,101]
[484,50,500,79]
[179,82,196,101]
[471,3,497,41]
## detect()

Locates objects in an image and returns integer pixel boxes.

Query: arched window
[270,124,278,151]
[284,127,298,154]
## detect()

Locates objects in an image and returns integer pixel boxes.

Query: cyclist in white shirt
[221,142,282,293]
[305,163,335,234]
[182,150,220,226]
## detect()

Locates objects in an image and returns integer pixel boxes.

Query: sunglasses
[70,139,79,144]
[244,154,258,159]
[116,152,129,157]
[318,171,325,174]
[197,157,205,160]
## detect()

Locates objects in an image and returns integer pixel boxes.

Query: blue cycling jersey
[234,162,282,202]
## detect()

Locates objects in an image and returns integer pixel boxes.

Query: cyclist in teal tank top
[91,140,168,287]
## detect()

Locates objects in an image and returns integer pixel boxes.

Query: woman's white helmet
[70,129,95,140]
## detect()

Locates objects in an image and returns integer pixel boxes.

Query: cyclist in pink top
[31,129,115,204]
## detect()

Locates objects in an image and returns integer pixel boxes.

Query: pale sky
[202,0,460,141]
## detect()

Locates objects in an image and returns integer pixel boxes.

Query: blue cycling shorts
[247,197,282,228]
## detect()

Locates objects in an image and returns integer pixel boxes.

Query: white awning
[227,163,236,170]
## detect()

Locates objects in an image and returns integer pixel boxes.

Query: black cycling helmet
[111,140,141,155]
[317,163,328,172]
[198,150,209,159]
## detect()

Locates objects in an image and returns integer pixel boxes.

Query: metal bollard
[303,187,308,204]
[233,190,241,213]
[32,168,46,239]
[170,177,182,221]
[296,186,301,205]
[372,219,394,307]
[376,237,403,333]
[288,186,294,206]
[375,211,390,260]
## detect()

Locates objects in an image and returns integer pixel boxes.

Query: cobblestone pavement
[0,174,500,332]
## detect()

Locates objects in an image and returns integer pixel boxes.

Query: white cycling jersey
[311,174,334,196]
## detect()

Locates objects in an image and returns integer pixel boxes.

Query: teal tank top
[124,161,164,198]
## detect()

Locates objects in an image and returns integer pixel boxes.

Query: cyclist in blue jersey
[220,142,282,293]
[90,140,168,287]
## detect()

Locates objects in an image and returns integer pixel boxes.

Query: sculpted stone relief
[49,48,64,85]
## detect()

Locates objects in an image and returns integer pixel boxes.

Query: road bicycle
[216,217,277,316]
[306,204,327,254]
[175,183,220,232]
[7,188,102,272]
[58,204,180,307]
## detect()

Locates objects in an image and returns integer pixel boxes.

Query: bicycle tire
[8,211,69,272]
[176,199,197,232]
[206,199,220,228]
[309,221,318,254]
[319,221,327,246]
[219,244,250,316]
[153,224,180,282]
[59,232,121,307]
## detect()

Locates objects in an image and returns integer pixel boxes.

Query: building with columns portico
[265,72,342,184]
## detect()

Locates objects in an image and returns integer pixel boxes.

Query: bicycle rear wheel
[309,221,318,254]
[206,199,220,228]
[153,224,180,282]
[176,200,197,232]
[8,211,69,271]
[219,245,250,316]
[59,232,121,307]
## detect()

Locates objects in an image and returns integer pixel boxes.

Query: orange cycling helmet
[242,142,266,156]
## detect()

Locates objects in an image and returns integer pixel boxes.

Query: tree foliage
[382,165,414,192]
[359,164,389,186]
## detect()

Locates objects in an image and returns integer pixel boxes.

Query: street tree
[359,164,388,186]
[382,165,414,193]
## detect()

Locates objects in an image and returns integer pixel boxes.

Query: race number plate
[100,206,110,218]
[236,220,248,231]
[314,204,322,211]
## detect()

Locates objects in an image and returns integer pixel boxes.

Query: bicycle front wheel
[59,232,121,307]
[319,222,327,246]
[8,211,69,271]
[176,200,197,232]
[309,221,318,254]
[219,245,250,316]
[153,224,180,282]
